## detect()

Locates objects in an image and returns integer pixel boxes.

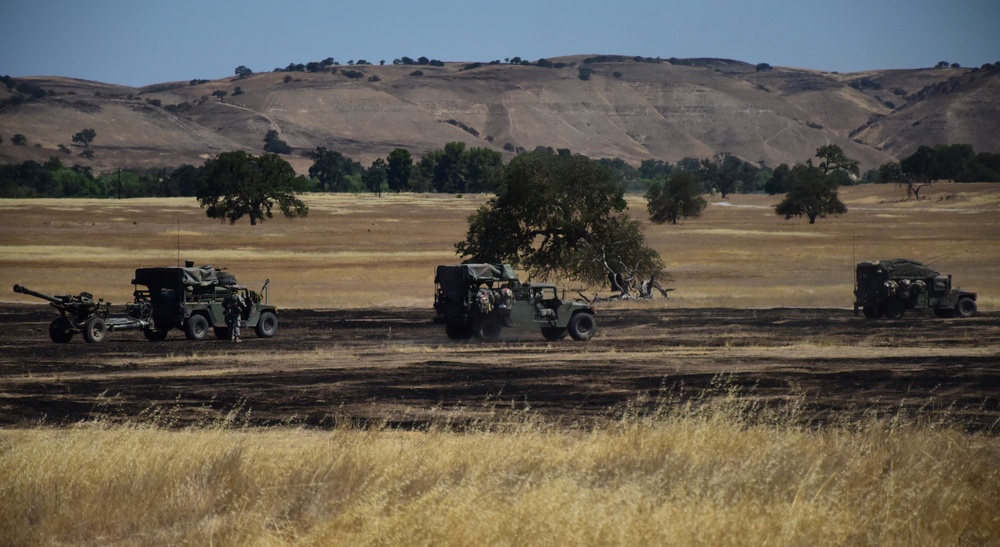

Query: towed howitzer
[12,284,154,343]
[13,284,114,343]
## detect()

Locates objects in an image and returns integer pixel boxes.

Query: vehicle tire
[184,315,209,341]
[475,316,502,342]
[955,298,977,318]
[446,323,472,341]
[541,327,567,341]
[143,328,170,341]
[82,316,106,343]
[214,327,230,340]
[255,311,278,338]
[882,298,906,320]
[862,305,881,319]
[568,312,597,341]
[48,317,74,344]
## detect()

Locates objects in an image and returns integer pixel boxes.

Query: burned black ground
[1,305,998,431]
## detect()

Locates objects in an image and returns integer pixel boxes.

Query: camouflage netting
[880,259,939,279]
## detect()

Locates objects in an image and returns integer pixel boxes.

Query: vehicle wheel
[955,298,977,318]
[83,316,106,343]
[446,323,472,340]
[475,316,502,342]
[862,305,881,319]
[48,317,74,344]
[882,298,906,320]
[214,327,230,340]
[541,327,567,341]
[255,311,278,338]
[184,315,209,341]
[568,312,596,341]
[143,328,169,341]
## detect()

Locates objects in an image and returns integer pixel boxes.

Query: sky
[2,0,999,87]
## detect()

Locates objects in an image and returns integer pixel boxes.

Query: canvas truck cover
[877,259,940,279]
[435,264,520,285]
[133,265,237,289]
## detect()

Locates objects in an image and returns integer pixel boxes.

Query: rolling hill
[2,55,998,174]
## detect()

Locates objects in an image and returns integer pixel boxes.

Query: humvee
[127,263,278,341]
[433,263,596,341]
[14,262,278,343]
[854,258,977,319]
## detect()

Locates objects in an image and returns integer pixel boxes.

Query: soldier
[224,291,246,342]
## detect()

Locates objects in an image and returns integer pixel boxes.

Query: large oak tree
[197,151,309,225]
[456,149,665,295]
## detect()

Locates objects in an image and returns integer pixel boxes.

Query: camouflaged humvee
[128,263,278,341]
[854,258,977,319]
[433,263,596,341]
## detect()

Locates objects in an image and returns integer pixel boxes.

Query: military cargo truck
[854,259,976,319]
[128,263,277,341]
[433,263,596,341]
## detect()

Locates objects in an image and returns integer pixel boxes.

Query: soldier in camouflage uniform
[224,291,246,342]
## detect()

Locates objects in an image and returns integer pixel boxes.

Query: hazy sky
[2,0,998,87]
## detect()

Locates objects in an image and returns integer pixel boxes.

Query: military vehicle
[127,262,277,341]
[854,258,977,319]
[433,263,597,341]
[13,262,277,343]
[12,284,116,343]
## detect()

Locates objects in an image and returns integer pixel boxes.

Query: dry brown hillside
[1,56,998,174]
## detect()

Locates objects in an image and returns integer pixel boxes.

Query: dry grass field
[3,409,998,546]
[1,183,999,545]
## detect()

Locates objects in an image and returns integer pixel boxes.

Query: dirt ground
[2,304,998,432]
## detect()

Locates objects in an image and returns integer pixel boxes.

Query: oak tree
[774,163,847,224]
[197,151,309,225]
[646,171,707,225]
[456,149,665,297]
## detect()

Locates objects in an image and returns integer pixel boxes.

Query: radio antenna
[177,220,181,267]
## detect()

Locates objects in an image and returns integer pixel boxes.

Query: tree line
[3,140,998,200]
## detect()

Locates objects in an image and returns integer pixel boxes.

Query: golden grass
[2,399,998,546]
[2,183,998,309]
[3,187,999,544]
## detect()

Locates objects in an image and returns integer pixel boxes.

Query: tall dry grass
[2,397,998,546]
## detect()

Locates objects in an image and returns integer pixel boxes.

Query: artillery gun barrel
[12,284,64,305]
